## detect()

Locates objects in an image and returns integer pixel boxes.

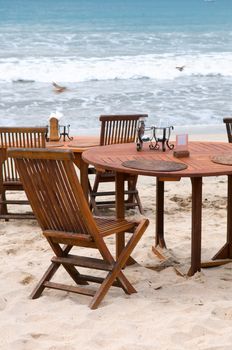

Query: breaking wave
[0,52,232,83]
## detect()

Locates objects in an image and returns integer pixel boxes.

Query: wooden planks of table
[82,141,232,276]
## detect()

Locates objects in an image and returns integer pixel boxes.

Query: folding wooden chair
[90,114,147,215]
[223,118,232,143]
[0,127,48,220]
[9,148,149,309]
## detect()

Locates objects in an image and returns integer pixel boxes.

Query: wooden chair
[223,118,232,143]
[0,126,48,220]
[90,114,148,215]
[8,148,149,309]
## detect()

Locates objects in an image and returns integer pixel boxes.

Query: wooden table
[46,135,99,200]
[83,141,232,275]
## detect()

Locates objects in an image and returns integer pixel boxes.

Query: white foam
[1,52,232,83]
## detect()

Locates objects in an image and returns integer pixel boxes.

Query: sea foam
[1,52,232,83]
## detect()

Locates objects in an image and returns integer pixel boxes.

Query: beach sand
[1,132,232,350]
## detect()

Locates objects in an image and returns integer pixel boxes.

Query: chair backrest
[0,126,47,182]
[8,148,99,238]
[99,114,148,146]
[223,118,232,143]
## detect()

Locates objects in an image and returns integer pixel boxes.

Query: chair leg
[30,244,88,299]
[0,189,9,221]
[62,262,89,286]
[31,245,72,299]
[30,261,61,299]
[48,241,89,285]
[89,219,149,309]
[88,179,94,211]
[90,173,144,215]
[126,176,144,214]
[115,271,137,295]
[127,178,136,204]
[134,191,144,215]
[90,173,101,215]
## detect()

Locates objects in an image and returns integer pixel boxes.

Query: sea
[0,0,232,135]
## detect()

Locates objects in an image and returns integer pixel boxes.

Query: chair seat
[95,217,137,236]
[44,217,137,242]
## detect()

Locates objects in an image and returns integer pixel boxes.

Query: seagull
[52,81,67,93]
[176,65,185,72]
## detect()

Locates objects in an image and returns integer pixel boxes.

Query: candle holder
[150,126,174,152]
[59,124,73,142]
[136,120,174,152]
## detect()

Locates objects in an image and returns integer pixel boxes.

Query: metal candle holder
[137,120,174,152]
[59,124,73,142]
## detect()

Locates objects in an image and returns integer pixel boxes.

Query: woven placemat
[211,155,232,166]
[122,159,187,172]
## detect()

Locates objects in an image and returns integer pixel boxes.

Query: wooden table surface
[82,141,232,177]
[83,141,232,275]
[46,135,99,152]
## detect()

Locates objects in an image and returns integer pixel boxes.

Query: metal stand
[136,121,174,152]
[59,125,73,142]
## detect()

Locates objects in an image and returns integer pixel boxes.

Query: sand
[1,131,232,350]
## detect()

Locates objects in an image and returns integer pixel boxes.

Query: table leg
[152,178,167,260]
[155,178,166,248]
[188,177,202,276]
[212,174,232,260]
[115,172,125,258]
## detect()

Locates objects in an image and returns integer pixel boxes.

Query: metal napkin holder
[59,124,73,141]
[136,120,174,152]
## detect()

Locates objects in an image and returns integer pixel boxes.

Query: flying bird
[176,65,185,72]
[52,81,67,93]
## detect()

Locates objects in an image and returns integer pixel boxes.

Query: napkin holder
[173,134,190,158]
[49,117,60,141]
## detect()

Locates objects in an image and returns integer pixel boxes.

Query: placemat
[122,159,188,172]
[211,155,232,166]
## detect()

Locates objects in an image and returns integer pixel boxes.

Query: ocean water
[0,0,232,135]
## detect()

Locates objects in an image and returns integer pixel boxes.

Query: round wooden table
[83,141,232,275]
